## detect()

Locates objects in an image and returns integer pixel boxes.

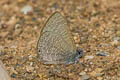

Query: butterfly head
[65,49,83,64]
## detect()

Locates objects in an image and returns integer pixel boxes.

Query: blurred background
[0,0,120,80]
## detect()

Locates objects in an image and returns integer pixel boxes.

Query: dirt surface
[0,0,120,80]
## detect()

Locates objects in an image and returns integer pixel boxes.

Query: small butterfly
[37,12,83,64]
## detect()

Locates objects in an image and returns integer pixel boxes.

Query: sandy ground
[0,0,120,80]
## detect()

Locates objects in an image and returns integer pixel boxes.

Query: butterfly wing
[37,12,78,64]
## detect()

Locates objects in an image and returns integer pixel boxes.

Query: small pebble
[0,52,5,56]
[21,5,33,14]
[97,77,103,80]
[96,51,108,56]
[16,64,22,67]
[85,56,94,60]
[90,68,103,77]
[74,36,80,44]
[52,3,59,9]
[26,66,34,73]
[50,67,62,74]
[0,46,4,55]
[112,37,120,45]
[97,44,111,47]
[79,71,86,75]
[18,0,25,3]
[7,16,17,26]
[89,71,96,77]
[81,74,90,80]
[11,73,16,78]
[113,37,120,41]
[30,62,33,66]
[116,46,120,50]
[96,73,103,77]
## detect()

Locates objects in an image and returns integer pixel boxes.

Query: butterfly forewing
[37,12,78,64]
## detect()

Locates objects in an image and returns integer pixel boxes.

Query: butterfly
[37,12,83,64]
